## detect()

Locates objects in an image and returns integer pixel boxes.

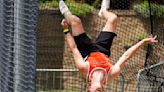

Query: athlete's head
[86,70,105,92]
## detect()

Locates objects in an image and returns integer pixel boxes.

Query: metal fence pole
[120,73,125,92]
[13,0,38,92]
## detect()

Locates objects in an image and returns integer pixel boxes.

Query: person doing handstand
[59,0,158,92]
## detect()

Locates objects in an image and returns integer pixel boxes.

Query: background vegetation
[39,0,164,18]
[133,0,164,18]
[39,0,94,17]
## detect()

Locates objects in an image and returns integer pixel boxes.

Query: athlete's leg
[100,0,119,78]
[59,0,85,36]
[99,0,117,33]
[59,0,92,58]
[67,15,85,36]
[101,10,117,33]
[99,0,110,17]
[93,0,117,56]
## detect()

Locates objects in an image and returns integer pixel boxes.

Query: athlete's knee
[69,15,82,26]
[107,13,117,24]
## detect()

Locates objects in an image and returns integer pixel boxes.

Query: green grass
[39,0,58,10]
[39,0,94,17]
[133,1,164,18]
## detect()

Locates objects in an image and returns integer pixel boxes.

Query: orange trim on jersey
[86,52,113,84]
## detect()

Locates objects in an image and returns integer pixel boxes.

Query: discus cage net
[0,0,163,92]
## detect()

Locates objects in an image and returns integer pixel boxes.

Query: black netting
[36,0,164,92]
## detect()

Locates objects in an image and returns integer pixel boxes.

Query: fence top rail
[36,69,79,72]
[138,62,164,74]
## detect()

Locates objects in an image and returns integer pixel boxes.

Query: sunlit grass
[39,0,94,17]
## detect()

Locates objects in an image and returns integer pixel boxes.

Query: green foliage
[123,31,147,50]
[66,1,94,17]
[39,0,58,9]
[123,42,132,50]
[92,0,101,9]
[39,0,94,17]
[136,31,147,41]
[133,1,164,18]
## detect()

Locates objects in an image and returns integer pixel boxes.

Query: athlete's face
[87,71,105,92]
[87,81,104,92]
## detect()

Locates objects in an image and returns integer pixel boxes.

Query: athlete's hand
[61,19,69,29]
[143,35,158,44]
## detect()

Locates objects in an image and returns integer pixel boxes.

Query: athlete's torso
[85,52,113,84]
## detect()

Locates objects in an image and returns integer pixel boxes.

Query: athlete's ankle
[99,9,108,17]
[99,0,110,17]
[59,0,72,18]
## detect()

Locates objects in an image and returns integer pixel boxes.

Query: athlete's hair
[85,85,104,92]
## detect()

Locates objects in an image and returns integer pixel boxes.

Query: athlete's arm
[116,35,158,68]
[61,19,87,70]
[108,35,158,79]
